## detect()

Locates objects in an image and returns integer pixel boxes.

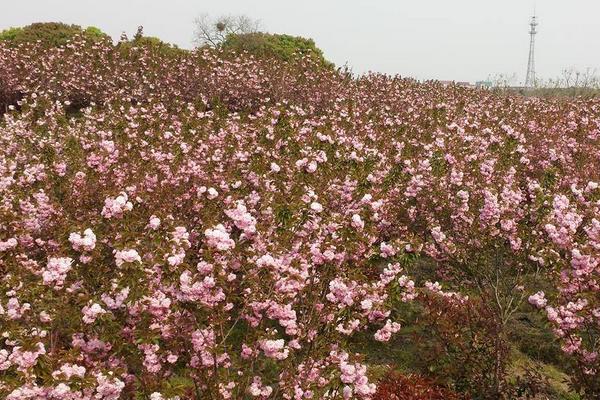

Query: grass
[508,347,579,400]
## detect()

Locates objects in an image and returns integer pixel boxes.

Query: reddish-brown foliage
[413,292,510,399]
[374,371,465,400]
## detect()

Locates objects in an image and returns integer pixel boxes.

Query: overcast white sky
[3,0,599,83]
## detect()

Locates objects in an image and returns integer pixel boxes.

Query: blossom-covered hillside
[1,34,600,399]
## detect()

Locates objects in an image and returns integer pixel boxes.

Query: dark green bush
[116,26,188,58]
[0,22,109,47]
[0,27,22,41]
[221,32,332,67]
[129,36,187,57]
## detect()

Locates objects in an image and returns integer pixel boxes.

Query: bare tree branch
[193,13,261,48]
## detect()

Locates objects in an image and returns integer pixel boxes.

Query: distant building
[439,80,474,87]
[476,81,493,89]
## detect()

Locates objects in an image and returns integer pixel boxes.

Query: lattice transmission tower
[525,14,538,88]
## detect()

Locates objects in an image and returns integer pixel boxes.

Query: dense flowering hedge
[1,35,600,399]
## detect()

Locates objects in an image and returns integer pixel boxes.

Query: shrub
[0,27,23,42]
[117,26,188,59]
[374,371,465,400]
[412,292,510,399]
[0,22,109,47]
[221,32,332,67]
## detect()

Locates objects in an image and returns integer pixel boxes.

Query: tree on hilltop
[193,13,260,48]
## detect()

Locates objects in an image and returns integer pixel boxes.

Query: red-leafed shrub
[374,371,465,400]
[413,292,510,399]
